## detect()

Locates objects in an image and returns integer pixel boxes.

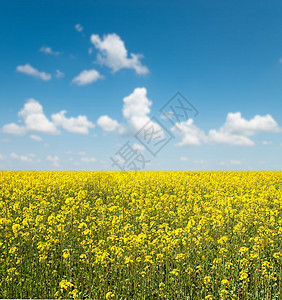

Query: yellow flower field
[0,171,281,299]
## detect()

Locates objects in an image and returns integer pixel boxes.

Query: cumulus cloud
[2,123,26,136]
[72,69,103,86]
[97,87,163,138]
[207,130,254,146]
[16,64,51,81]
[174,112,280,147]
[75,24,83,32]
[180,156,189,161]
[2,99,94,136]
[97,115,119,132]
[18,99,59,134]
[2,100,58,136]
[51,110,95,134]
[207,112,279,146]
[213,112,279,136]
[173,119,206,146]
[40,45,60,56]
[119,87,160,135]
[90,33,148,74]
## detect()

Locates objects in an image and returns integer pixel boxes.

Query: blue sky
[1,0,282,170]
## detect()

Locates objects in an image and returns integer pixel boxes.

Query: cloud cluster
[174,119,205,146]
[52,110,95,134]
[174,112,280,146]
[17,31,149,86]
[97,87,162,137]
[2,99,95,137]
[91,33,149,74]
[19,99,59,134]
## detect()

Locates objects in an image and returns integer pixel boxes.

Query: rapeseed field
[0,171,281,299]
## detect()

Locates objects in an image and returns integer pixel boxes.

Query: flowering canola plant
[0,171,281,299]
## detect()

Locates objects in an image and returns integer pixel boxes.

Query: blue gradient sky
[0,0,282,170]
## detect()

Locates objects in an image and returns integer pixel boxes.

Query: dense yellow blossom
[0,171,281,299]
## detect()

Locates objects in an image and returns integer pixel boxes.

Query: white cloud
[132,143,145,152]
[2,99,94,136]
[29,134,42,141]
[0,154,5,160]
[10,152,34,163]
[97,87,163,138]
[180,156,189,161]
[173,119,206,146]
[18,99,59,134]
[207,112,279,146]
[90,33,148,74]
[51,110,95,134]
[40,45,60,56]
[16,64,51,81]
[2,123,26,135]
[122,88,151,123]
[97,115,119,132]
[174,112,280,147]
[207,130,254,146]
[214,112,279,136]
[75,24,83,32]
[72,69,103,86]
[81,157,96,163]
[119,87,160,135]
[46,155,60,167]
[55,69,64,78]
